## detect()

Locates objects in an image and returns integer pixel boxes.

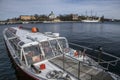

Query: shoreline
[0,20,119,25]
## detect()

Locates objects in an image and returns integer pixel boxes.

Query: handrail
[69,43,120,64]
[69,42,120,77]
[63,54,106,80]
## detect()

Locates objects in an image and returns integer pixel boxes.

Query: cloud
[0,0,120,20]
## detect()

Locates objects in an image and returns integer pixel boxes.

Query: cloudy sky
[0,0,120,20]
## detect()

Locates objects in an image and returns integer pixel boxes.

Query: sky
[0,0,120,20]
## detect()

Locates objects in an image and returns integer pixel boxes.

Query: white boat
[22,21,29,24]
[81,19,100,22]
[3,26,120,80]
[81,10,101,23]
[81,17,101,22]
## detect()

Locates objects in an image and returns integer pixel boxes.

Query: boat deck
[49,55,114,80]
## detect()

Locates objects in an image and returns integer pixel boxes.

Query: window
[9,38,22,58]
[19,41,25,46]
[50,40,61,55]
[41,41,53,59]
[24,45,42,65]
[5,30,15,38]
[8,27,17,34]
[58,39,69,53]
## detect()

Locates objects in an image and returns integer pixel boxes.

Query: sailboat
[81,11,101,22]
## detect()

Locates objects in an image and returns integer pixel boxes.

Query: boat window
[41,41,53,59]
[10,38,21,46]
[22,52,26,64]
[24,45,42,65]
[49,40,62,55]
[19,41,25,46]
[5,28,17,38]
[58,39,69,53]
[8,27,17,34]
[9,39,21,57]
[5,29,15,38]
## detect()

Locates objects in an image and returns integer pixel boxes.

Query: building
[58,14,78,21]
[71,14,78,20]
[20,15,36,21]
[48,11,56,20]
[53,18,61,22]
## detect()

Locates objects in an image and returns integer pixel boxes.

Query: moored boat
[81,19,100,22]
[3,26,120,80]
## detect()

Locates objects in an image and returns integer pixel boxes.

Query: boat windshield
[41,41,54,59]
[24,45,42,65]
[58,39,69,53]
[41,38,69,59]
[49,39,62,55]
[23,39,69,65]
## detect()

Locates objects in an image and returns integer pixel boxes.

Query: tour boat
[3,26,120,80]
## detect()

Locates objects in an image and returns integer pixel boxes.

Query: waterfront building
[53,18,61,22]
[48,11,56,20]
[20,15,36,21]
[71,14,78,20]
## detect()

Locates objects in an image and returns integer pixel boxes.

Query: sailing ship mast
[82,10,100,22]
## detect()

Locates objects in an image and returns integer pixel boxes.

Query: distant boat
[82,10,101,22]
[81,19,100,22]
[81,16,101,22]
[22,21,29,24]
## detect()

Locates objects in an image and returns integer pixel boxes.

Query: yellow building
[20,15,36,20]
[53,18,61,22]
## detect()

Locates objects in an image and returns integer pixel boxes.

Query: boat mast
[91,10,92,17]
[85,10,87,19]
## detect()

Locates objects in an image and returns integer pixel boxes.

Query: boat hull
[4,40,39,80]
[81,20,100,22]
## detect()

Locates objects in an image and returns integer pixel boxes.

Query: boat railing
[69,43,120,75]
[49,54,99,80]
[57,54,105,80]
[110,72,120,80]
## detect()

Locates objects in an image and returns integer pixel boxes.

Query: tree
[34,14,39,21]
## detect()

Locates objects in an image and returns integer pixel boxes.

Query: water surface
[0,22,120,80]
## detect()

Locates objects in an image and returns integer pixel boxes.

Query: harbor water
[0,22,120,80]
